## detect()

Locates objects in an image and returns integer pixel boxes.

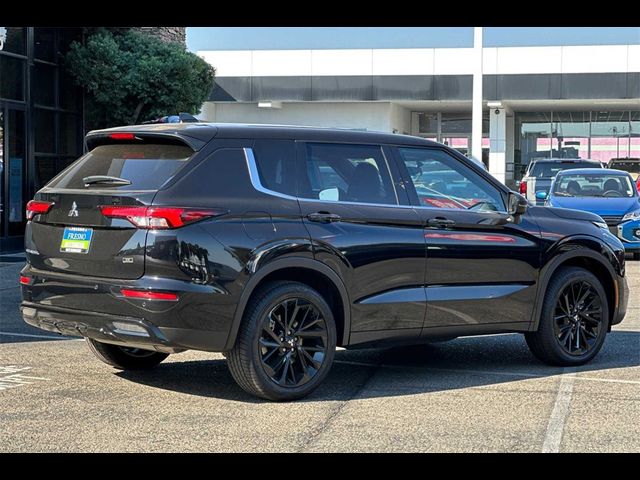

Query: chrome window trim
[243,147,298,201]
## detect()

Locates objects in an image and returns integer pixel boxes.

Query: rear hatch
[26,141,195,279]
[528,160,601,202]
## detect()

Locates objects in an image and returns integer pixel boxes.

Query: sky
[187,27,640,52]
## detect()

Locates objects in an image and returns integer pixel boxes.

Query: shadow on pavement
[116,330,640,403]
[0,255,26,264]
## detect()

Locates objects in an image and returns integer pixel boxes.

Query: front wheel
[86,338,169,370]
[525,267,609,366]
[227,281,337,401]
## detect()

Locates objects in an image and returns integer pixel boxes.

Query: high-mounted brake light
[99,205,224,229]
[120,289,179,301]
[519,181,527,195]
[26,200,54,220]
[109,133,136,140]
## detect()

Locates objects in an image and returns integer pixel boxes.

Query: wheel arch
[224,257,351,350]
[531,241,618,331]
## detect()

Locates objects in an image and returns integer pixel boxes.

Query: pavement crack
[296,363,380,453]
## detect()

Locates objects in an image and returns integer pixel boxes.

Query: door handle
[307,212,342,223]
[427,217,456,227]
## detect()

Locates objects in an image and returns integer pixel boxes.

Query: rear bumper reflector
[120,288,179,301]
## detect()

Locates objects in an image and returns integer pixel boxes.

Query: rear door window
[252,139,296,196]
[46,143,193,190]
[298,143,397,205]
[530,161,598,178]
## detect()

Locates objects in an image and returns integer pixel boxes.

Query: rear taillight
[120,288,179,301]
[99,205,224,229]
[26,200,54,220]
[109,133,137,140]
[519,181,527,195]
[19,275,31,285]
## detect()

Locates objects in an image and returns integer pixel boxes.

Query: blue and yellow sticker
[60,227,93,254]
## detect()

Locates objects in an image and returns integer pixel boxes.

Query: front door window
[397,147,505,213]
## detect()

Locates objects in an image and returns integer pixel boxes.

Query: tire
[86,338,169,370]
[227,281,337,401]
[633,252,640,261]
[525,267,609,366]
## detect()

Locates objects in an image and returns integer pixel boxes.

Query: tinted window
[299,143,397,205]
[610,160,640,175]
[530,161,599,178]
[47,144,193,190]
[553,173,635,198]
[252,139,296,196]
[398,147,505,212]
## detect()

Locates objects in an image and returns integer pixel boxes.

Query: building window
[34,28,56,62]
[33,63,57,107]
[590,111,630,163]
[0,27,26,55]
[551,112,590,160]
[0,56,25,101]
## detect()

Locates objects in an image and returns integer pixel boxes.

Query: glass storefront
[415,112,490,166]
[515,111,640,180]
[0,27,83,248]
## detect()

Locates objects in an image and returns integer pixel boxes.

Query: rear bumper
[19,264,236,352]
[21,302,228,353]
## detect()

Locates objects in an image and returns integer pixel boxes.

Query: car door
[296,141,427,337]
[392,146,542,331]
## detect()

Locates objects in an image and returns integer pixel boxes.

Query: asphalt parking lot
[1,252,638,452]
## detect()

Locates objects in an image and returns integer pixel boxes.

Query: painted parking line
[542,368,575,453]
[0,331,76,340]
[0,366,49,391]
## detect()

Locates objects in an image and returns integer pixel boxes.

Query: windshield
[553,173,635,198]
[46,144,193,190]
[530,161,599,178]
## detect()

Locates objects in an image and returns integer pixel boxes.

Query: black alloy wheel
[525,267,609,366]
[227,281,337,401]
[552,280,603,356]
[259,297,328,388]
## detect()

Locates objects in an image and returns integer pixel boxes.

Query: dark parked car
[607,157,640,182]
[519,158,603,205]
[21,124,629,400]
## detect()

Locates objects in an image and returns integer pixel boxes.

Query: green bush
[66,29,215,129]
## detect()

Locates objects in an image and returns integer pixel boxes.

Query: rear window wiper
[82,175,132,187]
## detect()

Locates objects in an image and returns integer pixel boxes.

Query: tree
[66,29,215,129]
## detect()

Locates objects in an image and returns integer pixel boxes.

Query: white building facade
[198,35,640,189]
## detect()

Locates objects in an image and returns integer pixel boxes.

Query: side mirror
[508,191,528,216]
[535,190,548,200]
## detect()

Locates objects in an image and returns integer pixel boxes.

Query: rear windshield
[46,144,193,190]
[610,161,640,174]
[530,161,599,178]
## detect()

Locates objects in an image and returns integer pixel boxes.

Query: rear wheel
[86,338,169,370]
[227,281,336,401]
[525,267,609,366]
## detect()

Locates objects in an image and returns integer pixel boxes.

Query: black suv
[20,124,629,401]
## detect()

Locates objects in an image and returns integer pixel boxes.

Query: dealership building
[198,30,640,190]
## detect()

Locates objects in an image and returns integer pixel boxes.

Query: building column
[489,107,507,184]
[471,27,483,161]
